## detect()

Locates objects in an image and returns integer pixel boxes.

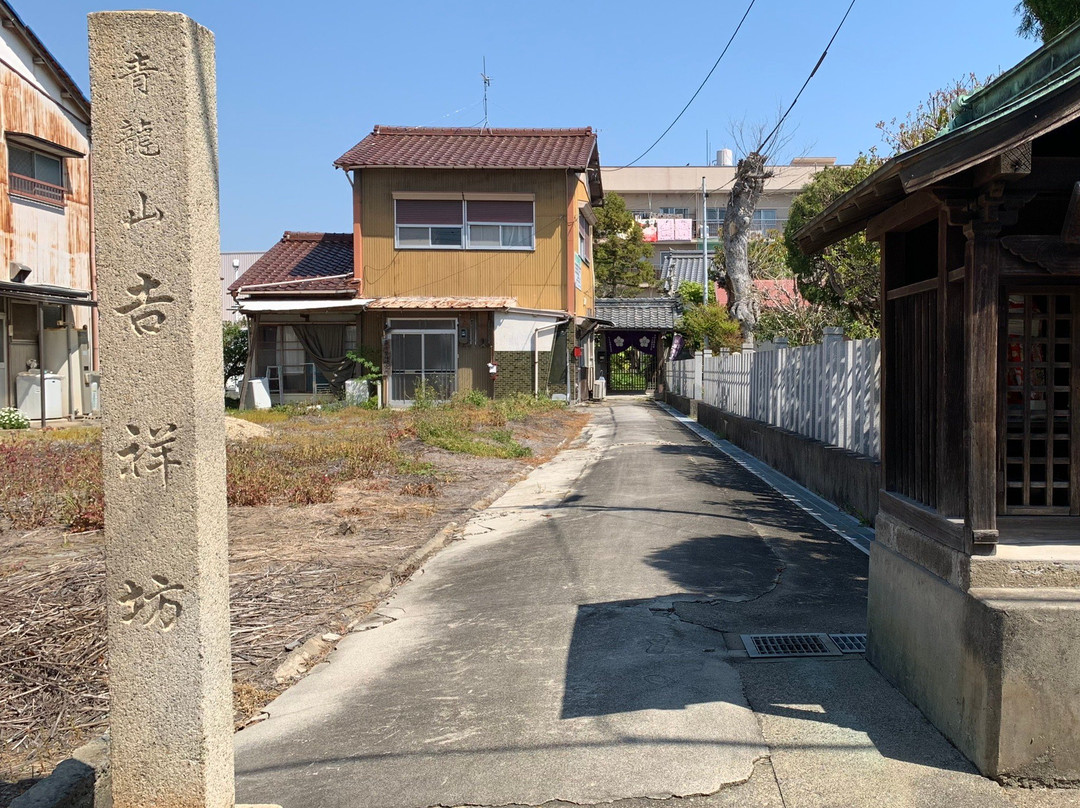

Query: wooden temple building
[798,25,1080,783]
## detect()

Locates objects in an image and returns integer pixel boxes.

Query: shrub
[451,389,490,408]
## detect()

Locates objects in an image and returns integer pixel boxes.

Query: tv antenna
[481,58,491,130]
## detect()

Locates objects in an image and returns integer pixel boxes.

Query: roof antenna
[481,57,491,131]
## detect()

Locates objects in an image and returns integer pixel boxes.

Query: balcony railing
[9,172,66,208]
[706,218,788,236]
[636,215,788,242]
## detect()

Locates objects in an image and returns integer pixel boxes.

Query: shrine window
[1002,291,1078,515]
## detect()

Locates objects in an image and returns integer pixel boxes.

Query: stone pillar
[821,326,844,346]
[90,13,235,808]
[692,350,704,401]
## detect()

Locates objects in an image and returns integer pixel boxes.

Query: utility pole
[702,176,710,305]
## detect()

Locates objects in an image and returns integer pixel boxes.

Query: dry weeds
[0,401,590,803]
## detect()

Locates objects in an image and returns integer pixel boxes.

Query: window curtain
[291,324,356,392]
[606,331,658,356]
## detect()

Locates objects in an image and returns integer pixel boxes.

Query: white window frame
[577,212,591,265]
[394,199,464,251]
[465,200,535,252]
[393,197,535,252]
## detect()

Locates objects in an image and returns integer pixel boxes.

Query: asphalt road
[234,400,1027,808]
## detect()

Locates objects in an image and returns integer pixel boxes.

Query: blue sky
[30,1,1036,251]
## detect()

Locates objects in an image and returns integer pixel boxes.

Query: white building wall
[494,311,560,352]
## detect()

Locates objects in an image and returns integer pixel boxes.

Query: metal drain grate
[829,634,867,654]
[741,633,841,658]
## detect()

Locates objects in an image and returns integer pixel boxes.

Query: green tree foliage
[593,192,655,297]
[876,74,990,154]
[222,321,249,383]
[676,304,742,352]
[1016,0,1080,41]
[783,154,883,337]
[675,281,704,305]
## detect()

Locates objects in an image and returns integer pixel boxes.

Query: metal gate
[608,349,657,394]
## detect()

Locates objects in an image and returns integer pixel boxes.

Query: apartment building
[601,153,837,273]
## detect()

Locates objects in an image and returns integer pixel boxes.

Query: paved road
[235,400,1025,808]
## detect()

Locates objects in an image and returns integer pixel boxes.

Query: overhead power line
[613,0,758,170]
[758,0,857,155]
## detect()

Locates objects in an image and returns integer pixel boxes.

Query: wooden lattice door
[1002,291,1079,515]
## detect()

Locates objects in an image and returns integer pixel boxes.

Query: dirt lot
[0,399,590,804]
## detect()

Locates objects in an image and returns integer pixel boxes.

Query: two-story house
[0,1,95,423]
[230,126,605,406]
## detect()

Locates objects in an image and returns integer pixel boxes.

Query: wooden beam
[885,277,938,301]
[1063,181,1080,244]
[879,235,900,493]
[879,491,967,553]
[973,141,1033,188]
[866,191,939,242]
[964,219,1000,549]
[937,210,965,517]
[999,235,1080,275]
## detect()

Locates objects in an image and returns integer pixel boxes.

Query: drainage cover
[829,633,867,654]
[741,633,841,658]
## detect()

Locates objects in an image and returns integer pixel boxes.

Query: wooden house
[797,24,1080,783]
[230,127,606,406]
[0,2,95,423]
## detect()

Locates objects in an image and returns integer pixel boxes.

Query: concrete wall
[869,514,1080,785]
[691,398,880,525]
[359,169,570,311]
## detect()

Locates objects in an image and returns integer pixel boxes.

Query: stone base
[868,513,1080,785]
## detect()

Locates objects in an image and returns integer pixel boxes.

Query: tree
[723,150,771,341]
[675,281,704,305]
[876,74,990,154]
[222,321,248,383]
[783,153,883,337]
[593,192,655,297]
[676,303,742,353]
[1016,0,1080,41]
[711,232,791,283]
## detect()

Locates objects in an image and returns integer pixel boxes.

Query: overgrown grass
[227,428,401,506]
[0,429,103,531]
[412,408,531,458]
[0,394,570,529]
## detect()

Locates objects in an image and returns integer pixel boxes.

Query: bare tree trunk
[723,151,772,341]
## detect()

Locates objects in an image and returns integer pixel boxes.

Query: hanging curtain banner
[606,331,658,356]
[669,333,684,362]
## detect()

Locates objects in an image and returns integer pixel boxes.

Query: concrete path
[234,400,1049,808]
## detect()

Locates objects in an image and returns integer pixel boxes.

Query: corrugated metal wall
[360,168,569,312]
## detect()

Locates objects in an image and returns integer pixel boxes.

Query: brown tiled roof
[368,297,517,310]
[335,126,599,170]
[229,232,354,295]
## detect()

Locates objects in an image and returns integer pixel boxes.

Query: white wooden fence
[667,336,881,459]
